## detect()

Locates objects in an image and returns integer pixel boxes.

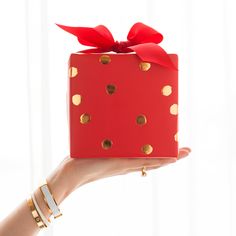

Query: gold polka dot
[72,94,82,106]
[80,113,91,124]
[162,85,172,96]
[106,84,116,94]
[136,114,147,125]
[101,139,112,149]
[139,62,151,71]
[99,55,111,64]
[141,144,153,155]
[69,67,78,78]
[170,104,178,115]
[174,132,178,142]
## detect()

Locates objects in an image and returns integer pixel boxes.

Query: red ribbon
[56,22,177,70]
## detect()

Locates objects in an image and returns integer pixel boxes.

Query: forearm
[0,159,79,236]
[0,196,42,236]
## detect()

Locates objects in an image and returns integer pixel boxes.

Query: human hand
[46,147,191,205]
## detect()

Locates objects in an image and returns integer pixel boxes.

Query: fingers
[120,147,191,174]
[62,147,191,180]
[121,157,177,173]
[178,147,191,160]
[125,161,171,175]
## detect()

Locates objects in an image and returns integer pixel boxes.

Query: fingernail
[183,151,190,157]
[178,151,189,159]
[184,147,191,153]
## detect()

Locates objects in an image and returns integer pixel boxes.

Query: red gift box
[58,23,178,158]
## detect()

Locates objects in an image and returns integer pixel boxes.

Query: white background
[0,0,236,236]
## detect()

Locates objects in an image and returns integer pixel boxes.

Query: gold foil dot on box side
[174,132,178,142]
[170,104,178,115]
[101,139,113,149]
[162,85,172,96]
[141,144,153,155]
[99,55,111,64]
[106,84,116,94]
[69,67,78,78]
[72,94,82,106]
[80,113,91,124]
[139,62,151,71]
[136,114,147,125]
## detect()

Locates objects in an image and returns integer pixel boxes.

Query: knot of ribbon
[111,40,133,53]
[56,22,177,70]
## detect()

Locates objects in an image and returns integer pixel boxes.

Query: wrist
[44,156,90,204]
[33,181,64,224]
[33,187,52,221]
[45,161,72,205]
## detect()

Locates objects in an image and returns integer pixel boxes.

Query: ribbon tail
[129,43,177,70]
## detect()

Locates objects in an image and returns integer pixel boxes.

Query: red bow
[56,22,177,70]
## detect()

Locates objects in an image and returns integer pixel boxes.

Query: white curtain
[0,0,235,236]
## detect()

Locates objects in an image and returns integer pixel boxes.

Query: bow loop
[127,22,163,44]
[56,24,115,49]
[56,22,177,70]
